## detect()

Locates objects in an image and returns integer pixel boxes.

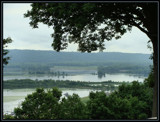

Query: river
[3,73,146,115]
[3,73,146,82]
[3,88,103,115]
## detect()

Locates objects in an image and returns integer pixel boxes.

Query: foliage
[24,3,157,52]
[3,79,120,91]
[4,50,152,77]
[13,87,87,120]
[97,65,150,77]
[87,91,112,119]
[14,88,62,119]
[80,96,90,105]
[23,2,158,116]
[144,66,154,88]
[114,81,153,118]
[59,94,88,119]
[86,81,153,119]
[5,80,153,120]
[5,49,152,67]
[3,114,15,119]
[3,37,13,66]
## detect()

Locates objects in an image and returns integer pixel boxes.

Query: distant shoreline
[7,49,152,55]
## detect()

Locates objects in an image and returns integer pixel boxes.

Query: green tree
[7,83,152,120]
[59,94,88,119]
[13,87,88,120]
[115,81,153,118]
[86,81,153,119]
[87,91,113,119]
[144,66,154,88]
[24,2,158,117]
[14,88,62,119]
[3,37,13,66]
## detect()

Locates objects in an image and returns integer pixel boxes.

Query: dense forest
[4,49,152,76]
[97,65,151,78]
[5,49,152,65]
[3,79,123,91]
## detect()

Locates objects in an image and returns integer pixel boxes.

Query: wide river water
[3,73,146,82]
[3,73,146,115]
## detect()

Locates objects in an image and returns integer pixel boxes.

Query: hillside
[5,49,152,66]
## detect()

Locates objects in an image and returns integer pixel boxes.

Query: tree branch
[131,21,149,36]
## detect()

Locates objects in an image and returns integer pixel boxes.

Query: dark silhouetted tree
[3,37,13,66]
[24,2,158,117]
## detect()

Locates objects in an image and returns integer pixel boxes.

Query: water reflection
[3,73,146,82]
[98,73,106,79]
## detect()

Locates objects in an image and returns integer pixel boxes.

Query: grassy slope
[81,96,90,104]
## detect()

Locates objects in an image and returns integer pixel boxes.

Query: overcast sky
[3,3,153,54]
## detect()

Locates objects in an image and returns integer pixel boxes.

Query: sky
[3,3,153,54]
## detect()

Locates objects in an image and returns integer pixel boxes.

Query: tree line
[97,65,151,78]
[3,79,122,91]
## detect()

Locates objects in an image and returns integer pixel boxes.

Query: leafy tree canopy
[144,66,154,88]
[24,2,157,52]
[87,81,153,119]
[4,81,153,120]
[14,87,62,119]
[24,2,158,117]
[13,87,87,120]
[3,37,13,66]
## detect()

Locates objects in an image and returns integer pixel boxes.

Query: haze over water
[3,73,146,82]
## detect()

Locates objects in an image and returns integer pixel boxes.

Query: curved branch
[131,21,149,36]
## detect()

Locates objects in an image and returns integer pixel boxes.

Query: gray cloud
[104,27,152,54]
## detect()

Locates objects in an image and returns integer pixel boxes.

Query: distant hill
[5,49,152,66]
